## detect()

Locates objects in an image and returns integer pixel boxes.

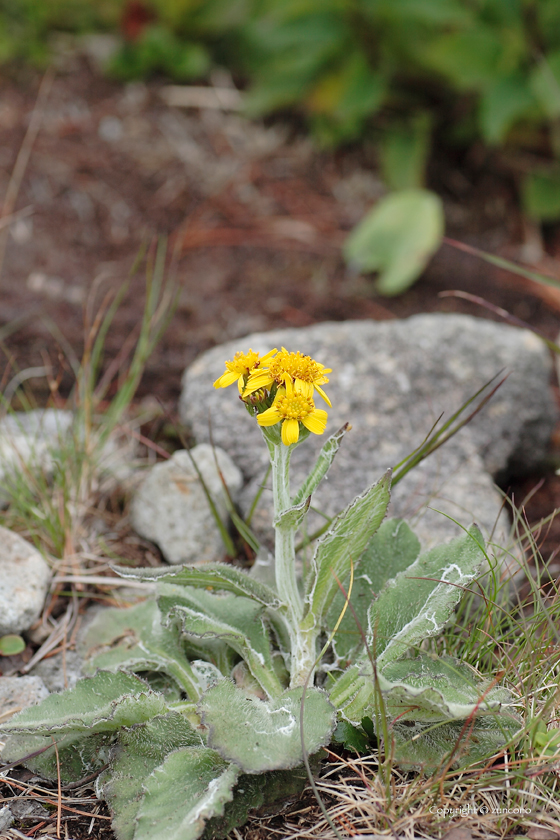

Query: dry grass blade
[0,69,54,285]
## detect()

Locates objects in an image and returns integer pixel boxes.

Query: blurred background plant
[4,0,560,232]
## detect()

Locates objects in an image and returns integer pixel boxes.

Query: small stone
[0,527,51,635]
[0,806,14,832]
[0,675,49,720]
[130,444,243,564]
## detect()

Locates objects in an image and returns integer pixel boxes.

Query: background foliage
[4,0,560,220]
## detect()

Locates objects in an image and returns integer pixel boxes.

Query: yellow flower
[257,381,328,446]
[213,348,277,394]
[244,347,332,406]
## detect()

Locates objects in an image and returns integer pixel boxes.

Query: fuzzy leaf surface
[368,525,484,669]
[134,747,239,840]
[199,680,335,773]
[305,469,391,626]
[1,671,166,782]
[379,655,512,722]
[391,713,522,771]
[203,768,308,840]
[101,712,203,840]
[81,600,200,698]
[273,497,310,531]
[114,563,280,607]
[1,671,166,734]
[326,518,421,662]
[292,423,349,506]
[159,584,282,698]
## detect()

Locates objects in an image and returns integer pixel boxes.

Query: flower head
[244,347,332,406]
[213,348,277,394]
[257,380,328,446]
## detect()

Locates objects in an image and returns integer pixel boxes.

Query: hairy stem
[271,440,302,624]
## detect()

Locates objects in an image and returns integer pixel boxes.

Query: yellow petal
[260,348,278,363]
[213,370,239,389]
[314,384,332,407]
[281,418,300,446]
[257,406,282,427]
[244,371,273,396]
[295,379,313,399]
[302,409,327,435]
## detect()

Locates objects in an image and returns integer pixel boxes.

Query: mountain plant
[0,347,522,840]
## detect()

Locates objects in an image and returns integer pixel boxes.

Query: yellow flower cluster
[214,347,331,446]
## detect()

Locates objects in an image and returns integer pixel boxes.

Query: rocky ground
[2,49,560,840]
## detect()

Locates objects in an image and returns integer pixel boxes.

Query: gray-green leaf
[304,470,391,627]
[326,519,421,662]
[292,424,350,506]
[101,712,203,840]
[114,563,280,608]
[134,747,239,840]
[391,712,522,772]
[81,600,202,699]
[368,525,484,669]
[199,680,335,773]
[159,584,283,698]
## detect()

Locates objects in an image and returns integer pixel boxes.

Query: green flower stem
[270,438,302,624]
[261,426,318,687]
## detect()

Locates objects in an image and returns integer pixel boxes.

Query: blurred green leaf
[0,634,25,656]
[479,71,537,143]
[307,51,386,145]
[531,51,560,118]
[522,168,560,221]
[380,112,431,190]
[419,28,502,91]
[344,189,444,295]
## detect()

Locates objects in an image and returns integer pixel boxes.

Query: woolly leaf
[369,525,485,669]
[159,584,283,698]
[326,518,421,662]
[305,470,391,626]
[113,563,280,608]
[199,680,335,773]
[134,747,239,840]
[81,600,201,699]
[101,712,203,840]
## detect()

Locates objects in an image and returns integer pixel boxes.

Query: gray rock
[0,409,73,504]
[0,675,49,720]
[180,314,557,553]
[131,444,243,564]
[0,806,14,832]
[0,527,51,635]
[30,648,85,694]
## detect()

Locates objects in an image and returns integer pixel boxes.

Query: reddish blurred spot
[122,0,156,42]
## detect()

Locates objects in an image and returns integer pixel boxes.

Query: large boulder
[179,314,557,554]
